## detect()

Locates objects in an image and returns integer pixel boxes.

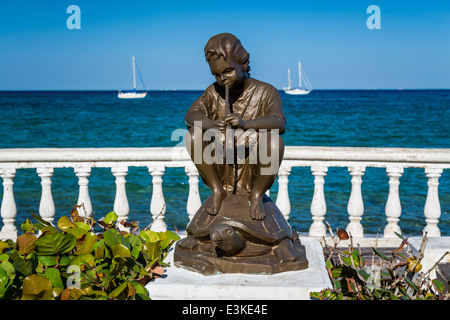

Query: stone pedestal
[146,237,331,300]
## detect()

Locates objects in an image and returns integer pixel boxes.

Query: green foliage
[310,226,450,300]
[0,205,180,300]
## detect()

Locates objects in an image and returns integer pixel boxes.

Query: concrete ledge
[409,237,450,279]
[146,237,331,300]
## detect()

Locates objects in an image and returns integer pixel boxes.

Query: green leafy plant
[0,205,180,300]
[310,223,449,300]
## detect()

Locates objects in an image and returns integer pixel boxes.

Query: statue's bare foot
[250,194,265,220]
[207,187,227,215]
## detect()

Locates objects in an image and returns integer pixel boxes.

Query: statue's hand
[225,113,245,129]
[212,119,227,132]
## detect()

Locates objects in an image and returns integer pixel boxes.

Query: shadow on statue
[174,33,308,275]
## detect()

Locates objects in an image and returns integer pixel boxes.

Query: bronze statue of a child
[185,33,286,221]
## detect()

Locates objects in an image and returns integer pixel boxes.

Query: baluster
[346,166,365,237]
[37,167,56,225]
[424,167,443,237]
[111,166,129,229]
[74,167,93,218]
[276,165,291,220]
[185,165,202,221]
[384,167,403,238]
[149,166,166,232]
[0,168,17,240]
[309,166,328,238]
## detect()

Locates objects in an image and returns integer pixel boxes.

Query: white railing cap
[0,146,450,166]
[0,147,191,162]
[284,146,450,164]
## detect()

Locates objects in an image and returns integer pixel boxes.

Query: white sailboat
[118,56,147,99]
[283,61,312,95]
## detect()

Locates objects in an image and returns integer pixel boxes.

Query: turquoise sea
[0,89,449,236]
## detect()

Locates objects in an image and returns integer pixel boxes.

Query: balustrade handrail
[285,146,450,164]
[1,146,449,245]
[0,147,190,164]
[1,146,449,165]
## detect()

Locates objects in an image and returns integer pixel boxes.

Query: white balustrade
[112,166,130,230]
[185,165,202,221]
[309,166,328,238]
[149,166,166,232]
[37,167,55,225]
[74,166,92,217]
[0,146,448,243]
[346,167,365,238]
[424,167,443,237]
[276,165,291,219]
[384,167,403,238]
[0,168,17,240]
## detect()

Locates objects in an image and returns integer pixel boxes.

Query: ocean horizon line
[1,88,450,92]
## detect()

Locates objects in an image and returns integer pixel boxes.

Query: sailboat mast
[132,56,136,90]
[298,61,302,89]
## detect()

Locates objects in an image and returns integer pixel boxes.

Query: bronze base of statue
[174,193,309,275]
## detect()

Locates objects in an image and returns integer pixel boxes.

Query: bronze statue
[174,33,308,275]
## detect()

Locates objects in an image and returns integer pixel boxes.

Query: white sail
[298,61,302,88]
[288,68,291,89]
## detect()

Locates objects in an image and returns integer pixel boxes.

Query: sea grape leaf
[8,251,32,277]
[104,211,118,225]
[111,244,132,259]
[94,241,106,260]
[37,255,58,267]
[20,219,36,234]
[160,230,180,250]
[98,211,119,229]
[104,228,123,247]
[57,216,76,232]
[76,232,98,255]
[40,225,61,236]
[67,226,88,239]
[21,274,53,300]
[35,233,77,256]
[69,287,93,300]
[44,268,64,289]
[16,234,38,255]
[31,212,52,226]
[59,256,71,266]
[0,241,9,254]
[139,230,161,243]
[75,221,91,232]
[108,282,127,298]
[0,267,9,297]
[0,260,15,281]
[104,228,130,249]
[144,242,161,261]
[130,281,150,300]
[69,253,95,270]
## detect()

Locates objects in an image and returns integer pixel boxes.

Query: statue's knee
[185,127,202,150]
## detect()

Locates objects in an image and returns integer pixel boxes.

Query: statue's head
[204,33,250,89]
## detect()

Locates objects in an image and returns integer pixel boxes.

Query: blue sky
[0,0,449,90]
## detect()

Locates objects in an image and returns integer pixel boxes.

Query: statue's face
[207,55,246,89]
